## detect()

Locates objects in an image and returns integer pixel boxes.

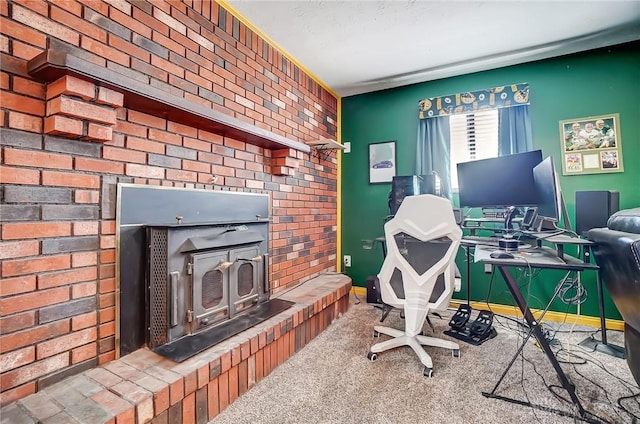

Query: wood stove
[117,184,292,362]
[146,221,269,347]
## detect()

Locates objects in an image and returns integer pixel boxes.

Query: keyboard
[462,236,524,247]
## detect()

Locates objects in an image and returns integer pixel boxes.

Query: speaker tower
[575,190,619,236]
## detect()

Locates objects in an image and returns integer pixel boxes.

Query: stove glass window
[237,263,254,296]
[202,269,224,309]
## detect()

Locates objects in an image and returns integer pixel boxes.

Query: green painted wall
[341,43,639,319]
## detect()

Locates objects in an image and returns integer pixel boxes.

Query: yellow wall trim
[216,1,344,271]
[336,100,343,272]
[217,0,339,99]
[351,286,624,332]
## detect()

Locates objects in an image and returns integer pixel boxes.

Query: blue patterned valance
[418,83,529,119]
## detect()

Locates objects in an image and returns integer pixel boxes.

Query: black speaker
[575,190,619,236]
[521,207,538,230]
[453,208,463,226]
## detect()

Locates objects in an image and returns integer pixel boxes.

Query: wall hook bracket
[307,138,346,161]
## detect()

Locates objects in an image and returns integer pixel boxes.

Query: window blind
[450,109,499,189]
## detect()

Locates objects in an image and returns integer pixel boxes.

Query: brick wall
[0,0,339,405]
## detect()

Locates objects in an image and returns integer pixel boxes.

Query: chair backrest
[377,194,462,335]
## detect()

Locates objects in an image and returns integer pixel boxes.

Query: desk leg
[465,246,471,306]
[578,270,625,358]
[483,265,593,421]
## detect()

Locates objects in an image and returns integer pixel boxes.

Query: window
[449,109,499,190]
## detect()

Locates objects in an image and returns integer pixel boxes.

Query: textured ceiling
[225,1,640,97]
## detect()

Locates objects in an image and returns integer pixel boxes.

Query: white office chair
[367,194,462,377]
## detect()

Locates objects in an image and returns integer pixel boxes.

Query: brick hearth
[1,274,351,423]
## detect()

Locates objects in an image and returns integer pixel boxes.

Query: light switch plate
[343,142,351,153]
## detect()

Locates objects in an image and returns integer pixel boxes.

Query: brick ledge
[1,274,352,423]
[27,49,311,154]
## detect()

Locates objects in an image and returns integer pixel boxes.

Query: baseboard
[350,286,624,332]
[352,286,367,297]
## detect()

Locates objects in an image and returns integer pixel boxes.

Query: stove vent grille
[149,230,168,347]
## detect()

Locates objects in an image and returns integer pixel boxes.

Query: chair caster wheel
[452,349,460,358]
[367,351,377,361]
[423,367,433,378]
[373,330,380,338]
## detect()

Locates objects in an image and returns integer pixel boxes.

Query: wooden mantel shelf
[27,50,310,153]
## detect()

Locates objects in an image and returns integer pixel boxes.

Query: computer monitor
[388,173,442,215]
[532,156,567,231]
[457,150,543,208]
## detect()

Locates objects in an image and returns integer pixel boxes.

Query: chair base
[370,325,459,370]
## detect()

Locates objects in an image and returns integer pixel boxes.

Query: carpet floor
[210,295,640,424]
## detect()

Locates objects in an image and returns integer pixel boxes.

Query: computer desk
[461,233,624,357]
[524,233,624,358]
[478,245,604,423]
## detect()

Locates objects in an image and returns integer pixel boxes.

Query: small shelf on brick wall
[307,138,345,160]
[27,49,310,154]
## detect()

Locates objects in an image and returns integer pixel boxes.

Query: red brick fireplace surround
[2,275,352,423]
[0,0,346,413]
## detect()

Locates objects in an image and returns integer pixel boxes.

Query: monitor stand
[559,191,572,233]
[537,218,559,232]
[536,192,572,233]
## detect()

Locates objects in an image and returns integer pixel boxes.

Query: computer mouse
[490,251,514,259]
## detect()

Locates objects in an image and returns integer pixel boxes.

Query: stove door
[229,245,262,316]
[190,250,230,333]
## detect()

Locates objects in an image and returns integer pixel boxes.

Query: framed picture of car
[369,140,397,184]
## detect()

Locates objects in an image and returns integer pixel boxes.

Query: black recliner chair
[588,208,640,385]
